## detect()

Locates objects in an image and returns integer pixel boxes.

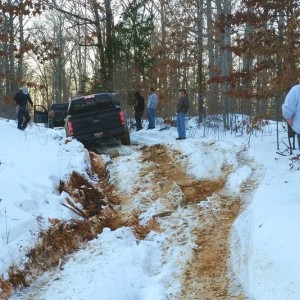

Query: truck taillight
[67,121,74,135]
[119,111,125,125]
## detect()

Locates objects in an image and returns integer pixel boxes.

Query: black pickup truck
[65,93,131,145]
[48,102,69,128]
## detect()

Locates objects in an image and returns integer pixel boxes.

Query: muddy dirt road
[94,142,259,299]
[5,140,260,300]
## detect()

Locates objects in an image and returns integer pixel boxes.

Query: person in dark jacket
[134,91,145,131]
[176,89,189,140]
[14,87,33,130]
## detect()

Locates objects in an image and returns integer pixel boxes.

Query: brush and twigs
[276,141,293,156]
[289,154,300,170]
[235,116,270,146]
[61,197,89,219]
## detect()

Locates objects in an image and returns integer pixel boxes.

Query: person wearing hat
[176,89,189,140]
[134,91,145,131]
[13,87,33,130]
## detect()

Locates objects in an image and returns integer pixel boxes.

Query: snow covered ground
[0,116,299,300]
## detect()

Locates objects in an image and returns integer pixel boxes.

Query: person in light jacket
[282,84,300,150]
[146,87,158,129]
[176,89,189,140]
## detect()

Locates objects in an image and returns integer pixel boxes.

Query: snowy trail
[9,133,261,300]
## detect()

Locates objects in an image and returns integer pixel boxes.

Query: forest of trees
[0,0,300,128]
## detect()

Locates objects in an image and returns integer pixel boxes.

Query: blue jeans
[147,108,156,128]
[297,134,300,151]
[176,112,186,138]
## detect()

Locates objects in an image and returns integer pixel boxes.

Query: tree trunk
[207,0,218,115]
[217,0,232,129]
[105,0,114,91]
[196,0,204,122]
[241,6,254,116]
[90,0,105,89]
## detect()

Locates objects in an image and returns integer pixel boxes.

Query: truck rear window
[68,94,115,115]
[50,103,69,111]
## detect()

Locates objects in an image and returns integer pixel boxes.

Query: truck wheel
[121,132,131,145]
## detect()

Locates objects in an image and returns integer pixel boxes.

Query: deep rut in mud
[99,143,256,299]
[3,143,258,300]
[131,144,249,300]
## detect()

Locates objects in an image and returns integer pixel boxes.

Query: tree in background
[114,0,154,81]
[213,0,300,122]
[2,0,300,130]
[113,0,154,108]
[0,0,51,117]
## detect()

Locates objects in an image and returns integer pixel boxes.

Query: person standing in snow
[13,87,33,130]
[146,87,158,129]
[282,84,300,150]
[134,91,145,131]
[175,89,189,140]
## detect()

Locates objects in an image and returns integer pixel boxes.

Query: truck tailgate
[70,108,123,136]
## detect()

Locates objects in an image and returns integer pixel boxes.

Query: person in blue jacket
[146,87,158,129]
[282,84,300,151]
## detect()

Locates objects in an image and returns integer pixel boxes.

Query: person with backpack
[134,91,145,131]
[14,87,33,130]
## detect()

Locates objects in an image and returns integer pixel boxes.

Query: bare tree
[195,0,205,122]
[206,0,219,116]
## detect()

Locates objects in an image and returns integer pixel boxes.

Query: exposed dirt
[96,143,257,299]
[2,142,259,300]
[0,154,121,299]
[129,144,249,299]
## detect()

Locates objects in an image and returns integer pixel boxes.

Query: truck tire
[120,132,131,145]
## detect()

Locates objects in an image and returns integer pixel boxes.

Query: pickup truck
[33,102,69,128]
[65,92,131,145]
[48,102,69,128]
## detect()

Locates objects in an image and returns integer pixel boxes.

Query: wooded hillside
[0,0,299,127]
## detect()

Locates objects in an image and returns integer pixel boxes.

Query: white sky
[0,116,299,300]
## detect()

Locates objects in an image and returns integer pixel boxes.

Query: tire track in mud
[140,144,230,299]
[114,143,259,300]
[83,143,259,299]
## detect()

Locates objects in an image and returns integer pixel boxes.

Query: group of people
[134,83,300,144]
[12,84,190,139]
[134,87,190,140]
[133,87,159,131]
[13,82,300,145]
